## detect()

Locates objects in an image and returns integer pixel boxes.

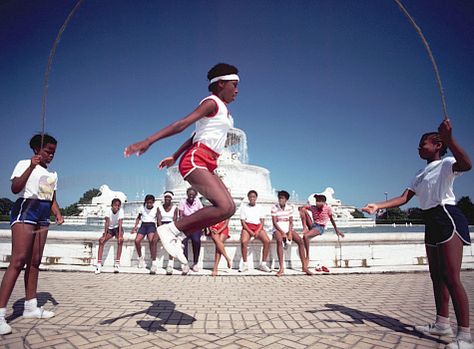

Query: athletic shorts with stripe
[422,204,471,247]
[179,142,219,179]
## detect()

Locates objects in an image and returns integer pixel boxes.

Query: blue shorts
[138,222,157,235]
[107,227,120,236]
[422,204,471,247]
[10,198,52,227]
[310,223,325,235]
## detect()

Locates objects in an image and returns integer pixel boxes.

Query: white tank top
[157,202,177,223]
[193,94,234,154]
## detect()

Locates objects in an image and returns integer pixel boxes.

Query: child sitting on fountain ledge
[299,194,344,273]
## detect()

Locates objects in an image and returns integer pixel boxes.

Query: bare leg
[176,169,236,234]
[274,232,284,276]
[291,232,312,275]
[135,234,144,258]
[303,229,320,266]
[241,230,250,263]
[116,235,124,263]
[148,233,157,260]
[212,233,231,268]
[97,233,113,264]
[0,223,36,307]
[24,226,48,300]
[256,230,270,262]
[438,236,470,327]
[426,245,450,318]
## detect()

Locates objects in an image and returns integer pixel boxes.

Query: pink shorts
[179,142,219,179]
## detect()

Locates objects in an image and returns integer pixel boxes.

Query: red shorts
[245,223,261,234]
[179,142,220,179]
[210,221,229,238]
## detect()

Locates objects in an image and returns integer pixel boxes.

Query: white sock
[0,307,6,318]
[24,298,37,311]
[435,315,450,327]
[261,261,267,266]
[457,326,472,342]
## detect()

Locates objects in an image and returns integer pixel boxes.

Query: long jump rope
[26,0,448,343]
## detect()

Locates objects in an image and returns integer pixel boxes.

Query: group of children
[95,186,344,278]
[0,63,471,349]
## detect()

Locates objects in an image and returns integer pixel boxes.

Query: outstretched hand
[362,204,378,215]
[158,156,175,170]
[124,140,150,158]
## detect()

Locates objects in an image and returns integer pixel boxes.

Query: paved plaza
[0,269,473,348]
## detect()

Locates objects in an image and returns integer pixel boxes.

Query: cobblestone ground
[0,270,473,348]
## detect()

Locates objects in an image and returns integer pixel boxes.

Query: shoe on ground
[166,265,173,275]
[0,317,12,335]
[23,307,55,319]
[321,265,330,273]
[446,339,474,349]
[138,256,145,268]
[259,264,271,273]
[238,264,248,273]
[114,264,120,274]
[192,265,199,272]
[150,261,157,275]
[415,323,453,336]
[95,264,102,274]
[181,264,190,275]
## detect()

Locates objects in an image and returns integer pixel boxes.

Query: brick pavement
[0,270,473,348]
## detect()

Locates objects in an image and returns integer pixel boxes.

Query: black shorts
[107,227,120,236]
[422,204,471,247]
[138,222,157,235]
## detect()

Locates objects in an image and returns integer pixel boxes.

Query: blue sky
[1,0,473,209]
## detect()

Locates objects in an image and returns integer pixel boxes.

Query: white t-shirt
[139,205,157,223]
[408,156,460,210]
[271,203,295,232]
[105,207,124,229]
[240,203,265,225]
[10,160,58,201]
[193,94,234,154]
[157,202,177,223]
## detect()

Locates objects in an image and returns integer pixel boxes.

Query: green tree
[350,208,365,218]
[457,196,474,224]
[0,198,14,215]
[78,188,100,204]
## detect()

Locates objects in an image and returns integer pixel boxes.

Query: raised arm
[124,100,216,157]
[11,155,41,194]
[362,189,415,215]
[438,119,472,172]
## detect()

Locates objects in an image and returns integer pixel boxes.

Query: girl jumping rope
[124,63,239,269]
[0,134,63,335]
[363,119,472,349]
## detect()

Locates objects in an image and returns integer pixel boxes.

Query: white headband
[163,193,174,199]
[209,74,240,85]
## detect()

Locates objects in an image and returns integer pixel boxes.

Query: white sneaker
[95,264,102,274]
[181,264,190,275]
[166,265,173,275]
[192,265,199,272]
[157,225,188,264]
[150,261,157,275]
[259,264,272,273]
[114,264,120,274]
[23,307,55,319]
[415,323,453,336]
[0,317,12,335]
[446,339,474,349]
[138,256,145,268]
[239,264,248,273]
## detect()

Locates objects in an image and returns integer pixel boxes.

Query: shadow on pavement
[6,292,59,322]
[306,303,448,345]
[100,299,196,333]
